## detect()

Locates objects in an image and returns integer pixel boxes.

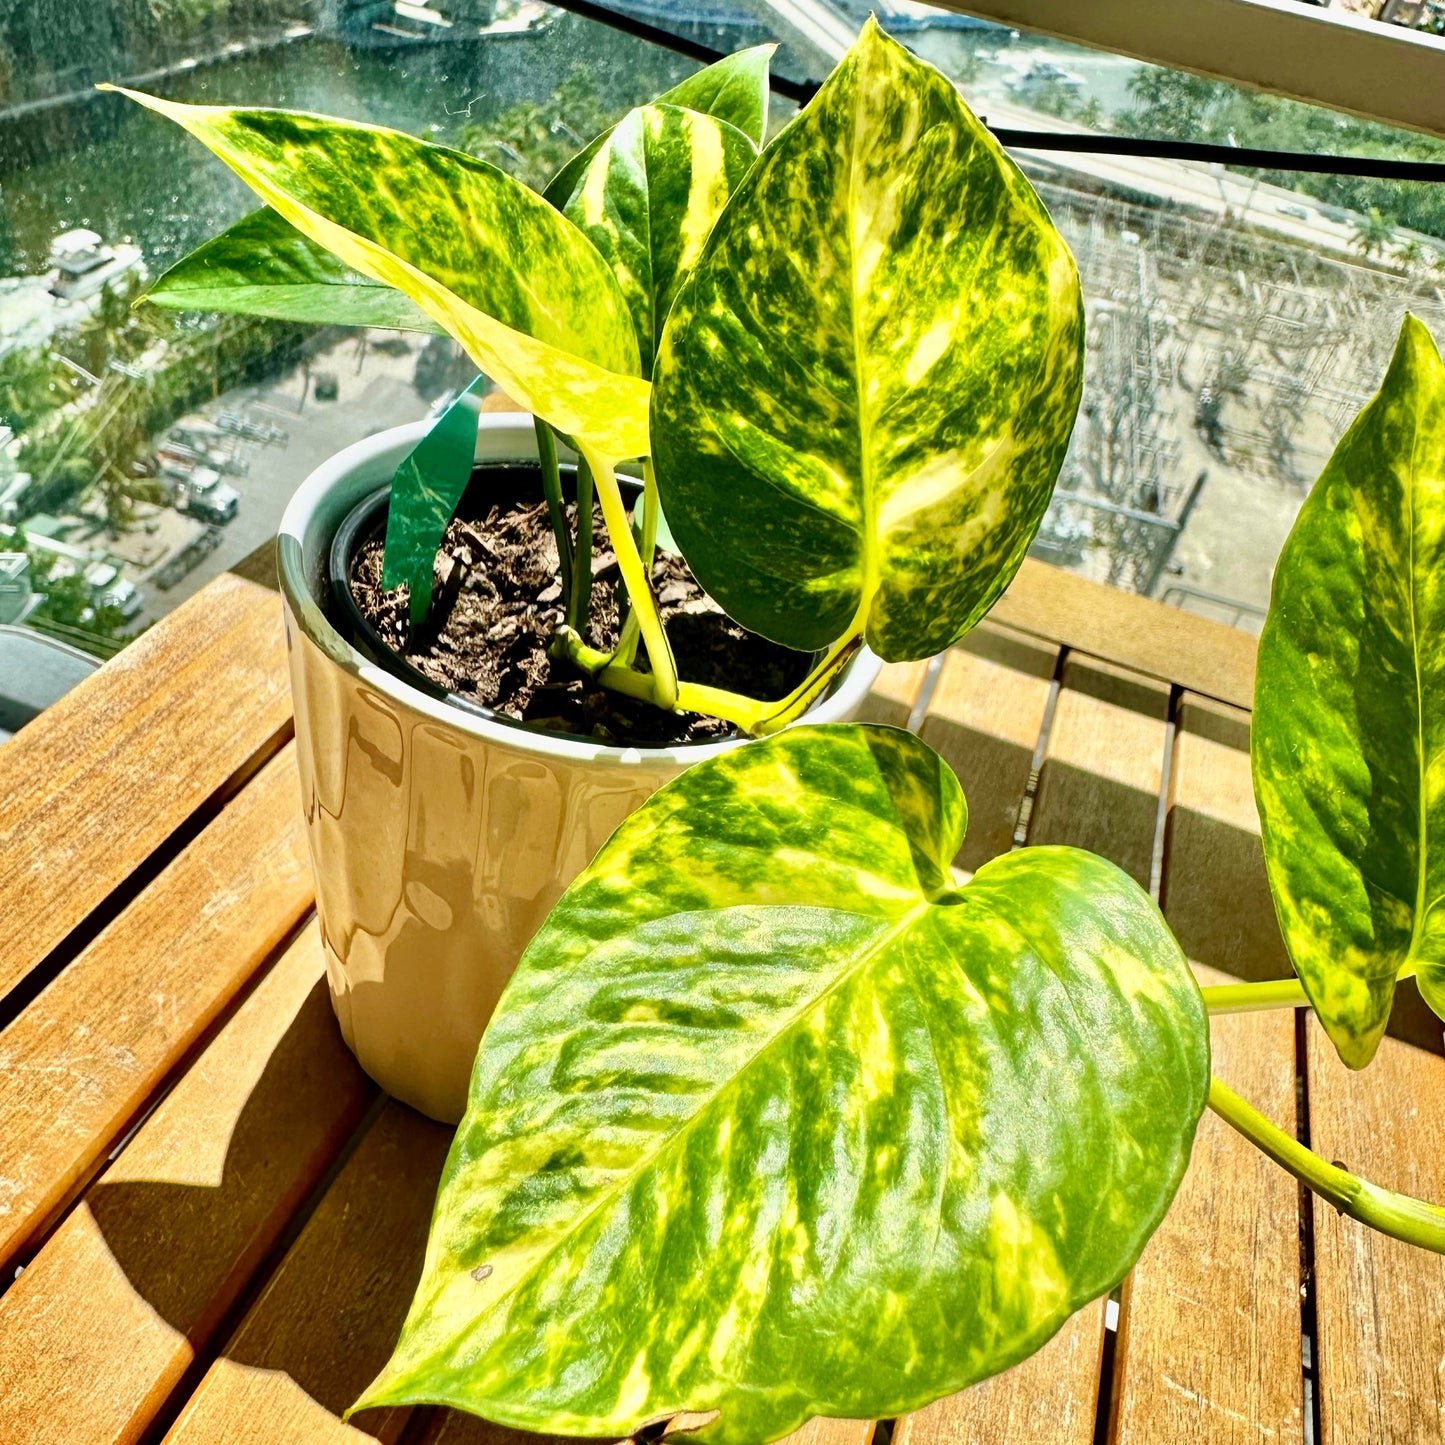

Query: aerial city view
[2,0,1444,658]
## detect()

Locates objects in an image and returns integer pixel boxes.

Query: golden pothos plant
[116,22,1445,1445]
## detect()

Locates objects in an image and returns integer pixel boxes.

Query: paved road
[136,332,436,621]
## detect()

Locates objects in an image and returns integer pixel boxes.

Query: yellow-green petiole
[1209,1078,1445,1253]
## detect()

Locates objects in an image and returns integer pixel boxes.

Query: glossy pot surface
[278,414,882,1122]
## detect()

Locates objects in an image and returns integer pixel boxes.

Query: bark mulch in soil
[350,495,812,745]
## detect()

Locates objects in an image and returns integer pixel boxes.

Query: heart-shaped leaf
[562,103,757,373]
[650,19,1084,658]
[1254,314,1445,1069]
[355,724,1208,1444]
[108,88,649,463]
[542,44,774,210]
[145,205,442,332]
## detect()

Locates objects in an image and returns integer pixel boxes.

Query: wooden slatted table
[2,554,1442,1445]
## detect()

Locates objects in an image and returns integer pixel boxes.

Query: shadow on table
[83,975,509,1437]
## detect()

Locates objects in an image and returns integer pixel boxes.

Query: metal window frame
[930,0,1445,139]
[546,0,1445,179]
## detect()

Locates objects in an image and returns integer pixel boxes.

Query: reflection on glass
[887,2,1445,630]
[0,3,699,655]
[0,0,1443,657]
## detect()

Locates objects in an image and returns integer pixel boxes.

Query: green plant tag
[381,377,486,627]
[1254,314,1445,1069]
[562,103,757,373]
[354,725,1208,1443]
[542,43,774,211]
[145,206,442,332]
[651,19,1084,659]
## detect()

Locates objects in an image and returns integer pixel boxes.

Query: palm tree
[1392,236,1428,272]
[1350,206,1397,260]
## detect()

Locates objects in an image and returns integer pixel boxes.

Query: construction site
[1020,167,1445,629]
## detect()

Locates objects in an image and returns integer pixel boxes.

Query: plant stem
[1201,977,1310,1014]
[753,629,864,734]
[615,460,660,670]
[567,453,594,637]
[1208,1077,1445,1253]
[533,416,572,614]
[587,452,678,710]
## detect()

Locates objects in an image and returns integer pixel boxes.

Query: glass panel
[0,3,706,654]
[2,0,1443,656]
[754,0,1445,630]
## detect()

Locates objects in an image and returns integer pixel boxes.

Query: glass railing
[0,0,1441,658]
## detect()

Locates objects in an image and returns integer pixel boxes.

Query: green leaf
[356,724,1208,1443]
[384,376,486,625]
[542,44,774,210]
[106,87,650,463]
[650,19,1084,659]
[563,103,757,373]
[1253,314,1445,1069]
[145,206,443,332]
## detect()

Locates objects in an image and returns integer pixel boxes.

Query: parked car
[187,482,239,524]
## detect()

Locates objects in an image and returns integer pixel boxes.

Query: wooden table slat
[993,560,1256,712]
[894,1310,1105,1445]
[163,1100,453,1445]
[0,921,373,1445]
[1027,652,1170,889]
[1306,1022,1445,1445]
[916,621,1058,874]
[0,573,291,1003]
[0,744,313,1271]
[1159,693,1289,986]
[1110,965,1304,1445]
[854,659,931,731]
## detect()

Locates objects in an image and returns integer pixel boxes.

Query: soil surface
[349,494,811,745]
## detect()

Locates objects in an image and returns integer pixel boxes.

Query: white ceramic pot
[278,414,881,1123]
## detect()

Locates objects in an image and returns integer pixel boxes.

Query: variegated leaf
[651,19,1084,658]
[542,44,773,210]
[145,205,442,332]
[108,88,650,462]
[563,103,756,372]
[1254,314,1445,1068]
[355,725,1209,1444]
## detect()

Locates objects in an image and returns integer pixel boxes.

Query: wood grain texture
[1306,1022,1445,1445]
[993,558,1255,710]
[1027,653,1170,887]
[0,572,291,1002]
[893,1306,1104,1445]
[1159,694,1288,986]
[0,745,313,1272]
[895,641,1144,1445]
[163,1101,453,1445]
[918,621,1057,874]
[1110,964,1304,1445]
[854,658,931,730]
[0,922,373,1445]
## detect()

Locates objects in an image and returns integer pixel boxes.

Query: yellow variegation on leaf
[353,725,1209,1443]
[1254,314,1445,1068]
[562,102,757,373]
[542,43,774,210]
[104,87,649,464]
[651,18,1084,659]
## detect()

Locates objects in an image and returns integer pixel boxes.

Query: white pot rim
[278,413,883,768]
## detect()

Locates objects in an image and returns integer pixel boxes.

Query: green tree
[1117,67,1445,244]
[1393,236,1429,270]
[1351,206,1397,259]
